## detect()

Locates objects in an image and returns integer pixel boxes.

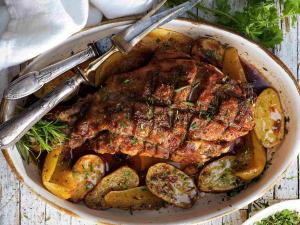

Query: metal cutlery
[0,0,202,149]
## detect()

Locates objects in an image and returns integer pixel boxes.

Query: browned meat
[57,44,254,163]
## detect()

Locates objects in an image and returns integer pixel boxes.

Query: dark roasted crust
[55,44,255,163]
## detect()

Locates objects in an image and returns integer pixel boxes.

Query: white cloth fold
[0,0,89,70]
[90,0,155,19]
[0,0,156,71]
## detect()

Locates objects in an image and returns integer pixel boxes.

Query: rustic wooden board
[0,2,299,225]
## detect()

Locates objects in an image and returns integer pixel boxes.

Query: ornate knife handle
[0,74,85,149]
[4,46,96,100]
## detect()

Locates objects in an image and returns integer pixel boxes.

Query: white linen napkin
[90,0,156,19]
[0,0,89,70]
[0,0,156,71]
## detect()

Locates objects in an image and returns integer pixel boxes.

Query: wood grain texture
[0,2,299,225]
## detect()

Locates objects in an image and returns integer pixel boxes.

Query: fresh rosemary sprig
[16,120,67,162]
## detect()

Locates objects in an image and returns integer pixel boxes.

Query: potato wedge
[104,186,164,210]
[135,28,193,53]
[84,166,139,209]
[95,28,192,86]
[42,146,75,199]
[197,156,243,192]
[254,88,285,148]
[235,131,267,181]
[223,47,247,82]
[146,163,197,208]
[70,154,105,202]
[191,37,225,67]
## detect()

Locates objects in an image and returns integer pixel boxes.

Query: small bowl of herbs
[243,200,300,225]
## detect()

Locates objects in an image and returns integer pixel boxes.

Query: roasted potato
[104,186,164,210]
[191,37,225,67]
[222,47,247,82]
[146,163,197,208]
[135,28,193,53]
[197,156,243,192]
[84,166,139,209]
[70,154,105,202]
[95,28,193,86]
[42,146,75,199]
[254,88,285,148]
[235,131,267,181]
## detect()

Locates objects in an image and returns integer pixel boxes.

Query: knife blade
[0,0,202,149]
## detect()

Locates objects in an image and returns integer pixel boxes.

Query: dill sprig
[16,120,67,162]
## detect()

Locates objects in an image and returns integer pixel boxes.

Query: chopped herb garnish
[255,209,300,225]
[118,120,127,128]
[190,122,199,130]
[147,108,154,120]
[123,79,130,84]
[123,170,131,177]
[140,123,145,130]
[130,137,138,145]
[183,101,195,107]
[175,85,189,93]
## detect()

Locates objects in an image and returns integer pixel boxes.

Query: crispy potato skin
[70,154,105,202]
[146,163,197,209]
[254,88,285,148]
[223,47,247,82]
[197,156,243,192]
[235,132,266,181]
[104,186,164,210]
[84,166,139,209]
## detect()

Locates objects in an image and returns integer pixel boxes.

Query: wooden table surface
[0,2,299,225]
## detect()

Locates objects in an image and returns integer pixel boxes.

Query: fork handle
[4,46,96,100]
[0,73,85,149]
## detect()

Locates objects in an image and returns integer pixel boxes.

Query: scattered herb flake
[183,101,195,107]
[123,79,130,84]
[175,85,189,93]
[255,209,300,225]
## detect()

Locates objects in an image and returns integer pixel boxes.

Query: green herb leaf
[183,101,195,107]
[255,209,300,225]
[123,79,130,84]
[282,0,300,26]
[16,120,67,162]
[174,85,189,93]
[167,0,300,48]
